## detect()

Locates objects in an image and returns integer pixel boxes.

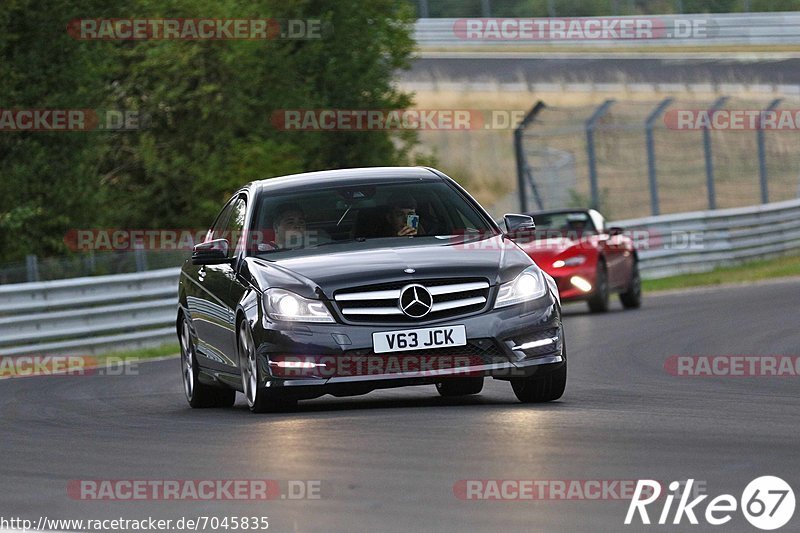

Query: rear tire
[238,320,297,413]
[619,260,642,309]
[587,261,610,313]
[511,362,567,403]
[435,377,484,397]
[180,315,236,408]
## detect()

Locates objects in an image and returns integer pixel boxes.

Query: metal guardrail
[613,198,800,279]
[414,13,800,48]
[1,199,799,356]
[0,268,179,357]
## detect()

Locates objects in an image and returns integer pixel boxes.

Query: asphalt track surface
[2,278,799,532]
[404,55,800,85]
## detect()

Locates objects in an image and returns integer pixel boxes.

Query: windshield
[248,179,497,259]
[530,211,596,235]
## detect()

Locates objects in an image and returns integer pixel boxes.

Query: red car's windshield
[530,212,597,236]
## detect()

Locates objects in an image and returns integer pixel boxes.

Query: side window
[207,194,247,246]
[221,197,247,257]
[208,201,234,242]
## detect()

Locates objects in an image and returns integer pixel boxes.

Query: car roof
[252,167,442,194]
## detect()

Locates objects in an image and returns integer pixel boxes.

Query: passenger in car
[385,193,420,237]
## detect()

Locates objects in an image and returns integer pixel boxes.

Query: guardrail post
[134,246,148,272]
[645,98,673,216]
[757,98,782,204]
[703,96,728,210]
[585,99,615,210]
[514,101,546,212]
[25,255,39,282]
[84,250,96,275]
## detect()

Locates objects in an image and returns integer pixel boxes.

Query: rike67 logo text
[626,477,795,530]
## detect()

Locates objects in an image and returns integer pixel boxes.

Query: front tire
[619,260,642,309]
[511,362,567,403]
[238,320,296,413]
[180,315,235,408]
[587,261,610,313]
[435,377,484,397]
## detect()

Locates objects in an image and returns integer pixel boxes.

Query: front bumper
[252,293,564,396]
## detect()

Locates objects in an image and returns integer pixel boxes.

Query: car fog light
[272,360,325,369]
[570,276,592,293]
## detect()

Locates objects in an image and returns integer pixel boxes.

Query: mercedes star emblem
[399,284,433,318]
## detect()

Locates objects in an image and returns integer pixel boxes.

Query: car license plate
[372,325,467,354]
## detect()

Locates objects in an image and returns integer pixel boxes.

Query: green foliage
[0,0,423,262]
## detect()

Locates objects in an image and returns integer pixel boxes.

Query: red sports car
[515,209,641,312]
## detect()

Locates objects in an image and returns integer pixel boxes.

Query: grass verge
[643,253,800,292]
[94,343,180,364]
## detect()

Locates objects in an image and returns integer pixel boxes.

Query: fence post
[25,254,39,282]
[703,96,728,210]
[757,98,782,204]
[514,101,546,213]
[645,98,673,216]
[585,99,615,210]
[134,245,148,272]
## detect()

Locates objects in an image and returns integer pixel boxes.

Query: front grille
[333,278,491,324]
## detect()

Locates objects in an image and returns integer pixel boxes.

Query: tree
[0,0,424,263]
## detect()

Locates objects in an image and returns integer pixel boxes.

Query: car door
[214,193,250,369]
[184,195,246,371]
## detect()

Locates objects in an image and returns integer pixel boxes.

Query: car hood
[244,235,535,299]
[519,235,598,266]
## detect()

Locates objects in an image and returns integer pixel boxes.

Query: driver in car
[266,203,332,250]
[271,202,307,249]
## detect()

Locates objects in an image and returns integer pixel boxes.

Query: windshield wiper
[305,237,367,249]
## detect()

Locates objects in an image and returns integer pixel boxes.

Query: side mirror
[608,226,624,236]
[192,239,231,265]
[503,214,536,242]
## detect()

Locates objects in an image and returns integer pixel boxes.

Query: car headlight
[553,256,586,268]
[264,288,335,323]
[494,268,548,308]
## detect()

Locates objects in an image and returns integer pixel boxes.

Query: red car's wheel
[587,261,610,313]
[620,260,642,309]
